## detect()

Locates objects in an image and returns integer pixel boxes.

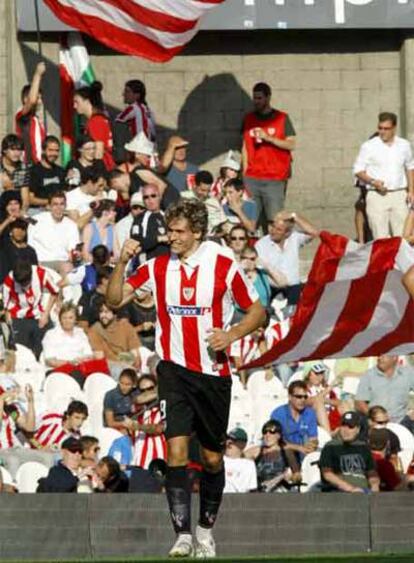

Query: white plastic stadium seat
[95,427,124,456]
[15,462,49,493]
[300,451,321,492]
[387,422,414,472]
[84,373,116,404]
[15,344,38,370]
[0,466,14,486]
[317,426,332,449]
[44,373,83,414]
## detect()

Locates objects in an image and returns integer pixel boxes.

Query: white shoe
[194,525,216,559]
[168,533,194,558]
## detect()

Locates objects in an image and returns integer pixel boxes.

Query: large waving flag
[44,0,226,62]
[245,232,414,368]
[59,32,96,166]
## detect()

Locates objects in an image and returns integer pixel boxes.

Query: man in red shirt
[242,82,296,231]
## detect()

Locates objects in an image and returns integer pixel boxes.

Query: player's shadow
[19,42,252,166]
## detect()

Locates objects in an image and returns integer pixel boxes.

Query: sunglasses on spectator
[143,194,159,200]
[139,385,155,392]
[230,236,246,241]
[292,394,308,400]
[131,205,144,210]
[374,419,388,425]
[263,428,279,435]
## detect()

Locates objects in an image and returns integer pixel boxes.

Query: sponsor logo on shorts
[167,305,211,316]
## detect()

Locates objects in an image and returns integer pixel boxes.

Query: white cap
[130,191,145,207]
[221,150,241,172]
[124,132,154,156]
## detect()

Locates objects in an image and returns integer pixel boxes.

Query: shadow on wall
[19,43,253,167]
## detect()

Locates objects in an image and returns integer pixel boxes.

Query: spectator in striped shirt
[0,382,35,449]
[2,260,59,359]
[115,79,156,148]
[32,400,89,450]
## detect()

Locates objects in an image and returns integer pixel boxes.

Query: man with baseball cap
[37,437,83,493]
[223,428,257,493]
[319,411,379,493]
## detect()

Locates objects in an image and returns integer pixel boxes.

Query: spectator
[65,135,106,189]
[242,82,296,230]
[37,437,83,493]
[77,269,111,328]
[0,382,35,449]
[67,169,106,232]
[15,62,46,165]
[368,428,414,491]
[63,244,112,296]
[130,184,169,262]
[271,381,318,459]
[2,260,59,359]
[73,81,114,171]
[88,300,141,379]
[303,362,341,433]
[42,302,95,369]
[103,368,139,434]
[28,191,80,275]
[211,150,241,201]
[353,111,414,238]
[367,405,402,470]
[355,355,414,423]
[123,132,155,170]
[115,191,145,248]
[255,211,319,305]
[223,427,257,493]
[0,298,16,373]
[0,134,29,211]
[181,170,227,234]
[81,199,120,263]
[80,435,100,469]
[228,225,249,262]
[0,191,24,244]
[0,218,38,285]
[132,374,166,469]
[29,136,65,212]
[129,292,156,352]
[244,420,300,492]
[32,400,89,449]
[115,79,156,158]
[160,135,199,193]
[400,408,414,436]
[93,456,129,492]
[239,246,271,308]
[223,178,257,233]
[319,411,380,493]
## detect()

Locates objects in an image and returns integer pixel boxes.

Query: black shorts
[157,360,232,453]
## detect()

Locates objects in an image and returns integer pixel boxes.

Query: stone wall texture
[1,5,409,247]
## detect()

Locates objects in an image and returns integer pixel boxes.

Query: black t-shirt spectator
[128,301,156,351]
[37,462,79,493]
[0,241,38,284]
[130,210,169,260]
[29,162,66,202]
[130,168,180,210]
[65,159,107,189]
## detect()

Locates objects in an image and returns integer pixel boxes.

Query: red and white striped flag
[245,231,414,368]
[44,0,226,62]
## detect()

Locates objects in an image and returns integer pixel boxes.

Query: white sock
[177,532,192,540]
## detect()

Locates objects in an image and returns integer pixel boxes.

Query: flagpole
[33,0,47,130]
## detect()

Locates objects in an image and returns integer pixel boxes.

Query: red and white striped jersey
[15,109,46,164]
[132,406,166,469]
[0,410,21,449]
[127,241,258,377]
[32,413,79,449]
[116,102,156,142]
[3,266,59,320]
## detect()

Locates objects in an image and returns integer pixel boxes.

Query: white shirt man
[353,112,414,238]
[65,187,96,216]
[28,193,79,265]
[223,429,257,493]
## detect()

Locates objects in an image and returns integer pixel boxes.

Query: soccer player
[107,198,265,558]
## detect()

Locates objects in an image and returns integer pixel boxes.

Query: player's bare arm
[106,239,141,308]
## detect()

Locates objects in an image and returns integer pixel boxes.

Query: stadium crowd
[1,62,414,496]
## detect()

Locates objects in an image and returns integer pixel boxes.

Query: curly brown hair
[164,198,208,240]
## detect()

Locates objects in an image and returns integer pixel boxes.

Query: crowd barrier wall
[0,493,413,560]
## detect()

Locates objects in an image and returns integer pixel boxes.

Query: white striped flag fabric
[245,231,414,369]
[44,0,226,62]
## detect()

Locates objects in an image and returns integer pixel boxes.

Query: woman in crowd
[73,81,114,171]
[42,302,95,369]
[227,224,249,262]
[240,245,272,308]
[244,420,301,492]
[211,150,241,201]
[81,199,119,263]
[0,192,23,244]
